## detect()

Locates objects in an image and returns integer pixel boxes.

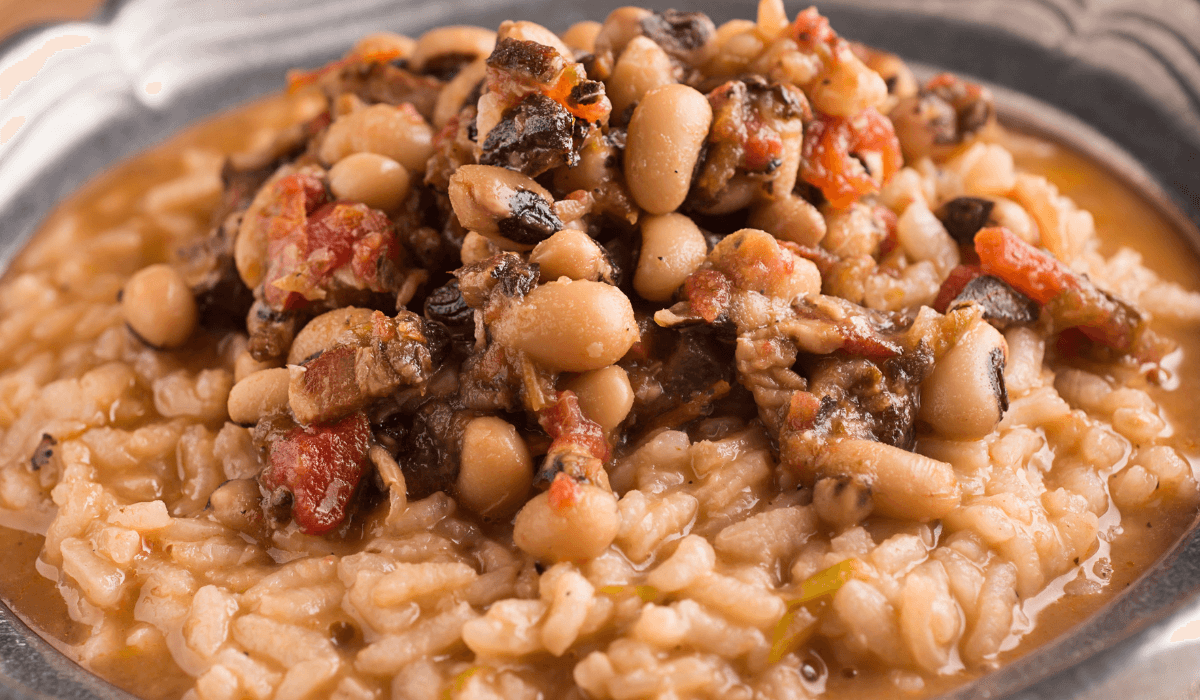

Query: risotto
[1,3,1199,699]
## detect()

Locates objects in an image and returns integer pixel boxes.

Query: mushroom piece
[918,319,1009,440]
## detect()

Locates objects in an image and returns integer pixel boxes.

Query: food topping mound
[2,3,1199,700]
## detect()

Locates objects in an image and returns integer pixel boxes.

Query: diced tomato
[265,200,397,311]
[974,226,1077,304]
[264,412,372,535]
[788,7,837,49]
[548,472,582,513]
[539,390,610,465]
[801,108,901,209]
[932,265,983,313]
[976,226,1175,362]
[786,391,822,432]
[286,48,407,93]
[684,270,734,324]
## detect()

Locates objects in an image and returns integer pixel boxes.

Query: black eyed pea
[813,475,874,529]
[226,367,291,425]
[287,307,377,365]
[409,25,497,72]
[318,104,434,174]
[207,478,265,533]
[512,483,621,561]
[121,264,198,349]
[456,416,534,518]
[328,153,411,213]
[625,84,713,215]
[497,20,572,58]
[432,58,488,129]
[593,7,653,73]
[560,21,602,53]
[234,347,282,383]
[493,279,637,373]
[608,36,676,117]
[567,365,634,434]
[529,230,615,283]
[919,320,1009,440]
[747,194,828,247]
[352,32,416,59]
[634,213,708,302]
[460,231,501,266]
[448,165,562,251]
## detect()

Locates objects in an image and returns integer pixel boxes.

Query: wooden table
[0,0,103,40]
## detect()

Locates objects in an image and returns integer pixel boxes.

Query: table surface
[0,0,102,41]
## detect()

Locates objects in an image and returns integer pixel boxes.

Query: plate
[1,0,1200,698]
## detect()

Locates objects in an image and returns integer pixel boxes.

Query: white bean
[567,365,634,433]
[625,84,712,215]
[513,484,620,561]
[456,417,534,519]
[287,307,376,365]
[493,279,637,372]
[226,368,290,425]
[318,104,434,174]
[122,264,197,349]
[530,230,613,282]
[634,213,708,302]
[608,36,676,117]
[920,321,1008,440]
[561,21,602,53]
[328,153,411,212]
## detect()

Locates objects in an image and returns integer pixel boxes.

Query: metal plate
[1,0,1199,698]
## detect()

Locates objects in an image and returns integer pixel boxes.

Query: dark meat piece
[458,342,522,413]
[288,310,433,425]
[454,252,539,309]
[639,10,716,64]
[186,214,256,332]
[624,328,736,436]
[497,189,564,246]
[247,300,305,362]
[320,61,443,122]
[938,196,995,247]
[398,401,471,499]
[951,275,1039,328]
[798,342,933,450]
[690,77,810,210]
[419,52,476,81]
[487,38,562,84]
[30,433,56,471]
[478,93,588,177]
[424,279,474,338]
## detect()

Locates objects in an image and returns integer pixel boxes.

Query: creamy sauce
[1,95,1198,699]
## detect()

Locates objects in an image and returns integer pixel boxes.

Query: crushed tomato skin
[264,412,372,535]
[933,265,984,313]
[264,199,398,311]
[800,108,901,209]
[539,390,610,465]
[975,226,1175,362]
